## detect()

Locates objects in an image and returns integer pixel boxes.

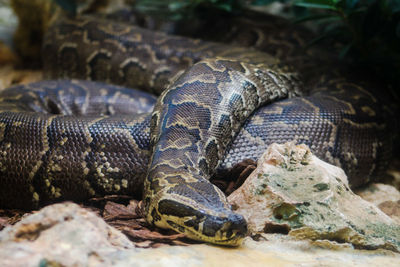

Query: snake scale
[0,13,395,245]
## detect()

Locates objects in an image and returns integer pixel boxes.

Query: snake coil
[0,14,394,245]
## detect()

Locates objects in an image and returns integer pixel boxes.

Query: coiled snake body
[0,15,394,245]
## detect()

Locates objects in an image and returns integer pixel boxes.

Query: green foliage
[53,0,77,15]
[293,0,400,90]
[136,0,400,89]
[135,0,244,20]
[294,0,400,58]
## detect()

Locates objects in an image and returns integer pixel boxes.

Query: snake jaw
[146,185,248,246]
[157,204,247,246]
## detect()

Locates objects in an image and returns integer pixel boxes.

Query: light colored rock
[355,183,400,204]
[0,202,137,266]
[228,142,400,252]
[1,202,400,266]
[386,159,400,190]
[118,236,400,267]
[355,183,400,224]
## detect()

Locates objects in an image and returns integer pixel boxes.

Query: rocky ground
[1,3,400,265]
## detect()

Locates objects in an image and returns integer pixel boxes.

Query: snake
[0,13,395,246]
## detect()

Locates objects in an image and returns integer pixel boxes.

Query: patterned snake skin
[0,15,394,245]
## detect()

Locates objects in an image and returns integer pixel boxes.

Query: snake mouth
[165,219,247,246]
[161,205,248,246]
[181,217,248,246]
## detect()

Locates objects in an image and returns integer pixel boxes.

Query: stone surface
[1,202,400,267]
[228,142,400,252]
[0,203,136,266]
[355,183,400,224]
[356,183,400,204]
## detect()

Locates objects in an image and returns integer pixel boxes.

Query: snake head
[145,178,248,246]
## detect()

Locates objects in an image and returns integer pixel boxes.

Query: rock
[377,200,400,225]
[0,202,136,266]
[228,142,400,252]
[118,236,400,267]
[1,202,400,266]
[355,183,400,224]
[386,159,400,190]
[356,183,400,205]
